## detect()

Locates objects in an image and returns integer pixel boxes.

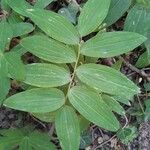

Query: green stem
[65,44,81,101]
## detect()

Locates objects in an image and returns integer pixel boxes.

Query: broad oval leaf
[8,12,23,24]
[4,88,65,113]
[21,35,77,63]
[4,51,25,81]
[1,0,11,12]
[124,4,150,35]
[0,20,12,52]
[124,4,150,66]
[77,0,111,37]
[11,22,34,37]
[81,31,146,58]
[68,86,120,131]
[6,0,33,16]
[55,106,80,150]
[32,111,56,122]
[0,57,10,104]
[29,131,56,150]
[102,94,125,115]
[76,64,140,99]
[104,0,131,26]
[112,95,131,106]
[136,51,150,68]
[34,0,54,9]
[24,63,71,87]
[0,76,10,104]
[25,9,79,45]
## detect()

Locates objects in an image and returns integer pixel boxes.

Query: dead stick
[119,56,150,82]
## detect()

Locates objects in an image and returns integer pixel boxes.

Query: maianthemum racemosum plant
[0,0,147,149]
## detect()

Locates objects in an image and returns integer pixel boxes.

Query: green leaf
[34,0,54,9]
[32,111,56,122]
[136,51,150,68]
[8,11,23,24]
[0,20,12,52]
[11,44,27,56]
[4,88,65,113]
[1,0,11,12]
[55,106,80,150]
[58,2,79,24]
[102,94,125,115]
[11,22,34,37]
[0,128,55,150]
[144,99,150,120]
[124,4,150,36]
[117,126,137,144]
[104,0,131,26]
[76,64,140,99]
[124,4,150,66]
[144,83,150,91]
[136,0,150,8]
[0,76,10,104]
[0,129,24,150]
[6,0,33,16]
[112,60,123,70]
[21,35,77,63]
[112,95,131,106]
[29,131,55,150]
[19,137,32,150]
[25,8,79,45]
[77,0,111,37]
[24,63,71,87]
[68,86,120,131]
[79,116,90,133]
[144,38,150,64]
[81,31,146,58]
[4,52,25,81]
[80,131,92,149]
[0,57,10,104]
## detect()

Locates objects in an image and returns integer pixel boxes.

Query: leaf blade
[0,20,12,52]
[6,0,33,16]
[76,64,140,99]
[104,0,131,26]
[11,22,34,37]
[24,63,71,87]
[81,31,146,58]
[4,88,65,113]
[26,9,79,45]
[4,52,25,81]
[102,94,125,115]
[55,106,80,150]
[78,0,111,36]
[34,0,54,9]
[21,35,77,63]
[68,86,120,131]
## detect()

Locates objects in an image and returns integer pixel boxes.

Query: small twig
[138,93,150,97]
[31,115,47,128]
[137,95,145,114]
[119,56,150,82]
[48,123,55,137]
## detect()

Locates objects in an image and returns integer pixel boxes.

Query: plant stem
[65,44,81,101]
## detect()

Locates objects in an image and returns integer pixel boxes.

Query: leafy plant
[0,127,55,150]
[0,0,147,149]
[124,1,150,68]
[117,126,138,145]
